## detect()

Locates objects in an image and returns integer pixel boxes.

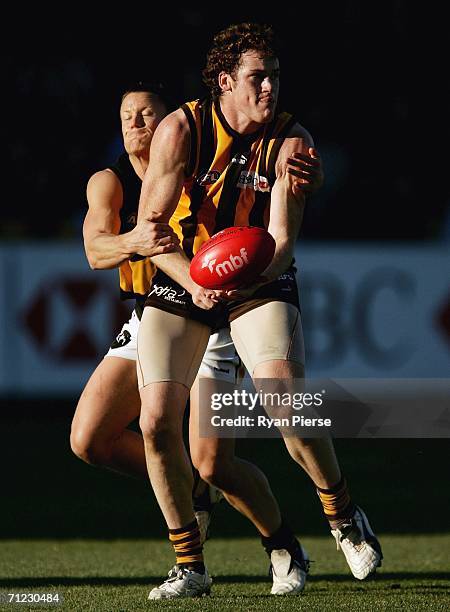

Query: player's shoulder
[87,168,123,203]
[152,108,191,165]
[275,121,314,169]
[155,108,190,140]
[286,121,314,143]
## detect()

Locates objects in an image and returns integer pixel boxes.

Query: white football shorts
[106,309,242,384]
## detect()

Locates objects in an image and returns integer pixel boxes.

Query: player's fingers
[153,244,177,255]
[157,235,179,246]
[153,227,176,238]
[287,168,315,180]
[287,152,320,167]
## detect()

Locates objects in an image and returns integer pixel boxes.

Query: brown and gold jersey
[171,98,296,258]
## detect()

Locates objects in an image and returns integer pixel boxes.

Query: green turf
[1,535,449,611]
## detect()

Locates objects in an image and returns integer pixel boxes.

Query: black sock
[178,561,205,574]
[192,484,213,513]
[261,520,298,554]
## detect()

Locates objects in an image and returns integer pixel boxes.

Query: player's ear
[218,71,232,94]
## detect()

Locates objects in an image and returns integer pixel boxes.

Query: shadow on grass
[1,572,449,588]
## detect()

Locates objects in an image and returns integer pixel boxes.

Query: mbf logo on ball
[237,171,270,192]
[201,248,249,278]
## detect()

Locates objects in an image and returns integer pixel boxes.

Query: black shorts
[144,267,300,329]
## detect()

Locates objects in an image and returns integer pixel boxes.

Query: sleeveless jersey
[171,98,296,258]
[108,153,156,300]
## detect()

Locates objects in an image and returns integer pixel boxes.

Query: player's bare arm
[263,124,313,280]
[137,110,220,309]
[83,170,177,270]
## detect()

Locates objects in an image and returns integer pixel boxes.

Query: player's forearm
[84,232,134,270]
[264,185,305,281]
[261,237,296,281]
[150,248,197,293]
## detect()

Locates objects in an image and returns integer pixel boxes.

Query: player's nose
[130,113,144,128]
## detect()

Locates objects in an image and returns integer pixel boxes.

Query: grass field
[1,535,449,611]
[1,409,449,610]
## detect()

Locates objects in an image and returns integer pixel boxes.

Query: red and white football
[190,226,276,290]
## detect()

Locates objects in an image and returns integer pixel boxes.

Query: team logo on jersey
[232,154,249,165]
[237,171,270,192]
[127,213,137,226]
[197,170,221,186]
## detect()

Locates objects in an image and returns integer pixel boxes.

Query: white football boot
[269,544,310,595]
[148,566,212,599]
[331,505,383,579]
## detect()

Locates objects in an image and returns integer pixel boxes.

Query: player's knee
[197,457,229,489]
[70,426,110,467]
[139,412,177,453]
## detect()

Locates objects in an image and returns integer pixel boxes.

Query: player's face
[229,51,280,125]
[120,92,167,155]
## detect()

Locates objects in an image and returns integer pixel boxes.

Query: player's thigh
[230,301,305,377]
[137,307,211,389]
[72,356,140,442]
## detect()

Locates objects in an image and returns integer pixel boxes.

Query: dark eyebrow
[249,68,280,75]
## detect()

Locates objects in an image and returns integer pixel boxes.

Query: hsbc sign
[0,244,130,395]
[0,242,448,396]
[22,277,129,362]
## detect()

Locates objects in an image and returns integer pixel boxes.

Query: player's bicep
[83,171,122,242]
[138,111,190,223]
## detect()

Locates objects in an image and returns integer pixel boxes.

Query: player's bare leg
[71,355,220,544]
[140,381,212,599]
[189,377,281,536]
[253,359,342,489]
[190,376,309,595]
[71,357,147,478]
[254,359,382,579]
[139,381,195,528]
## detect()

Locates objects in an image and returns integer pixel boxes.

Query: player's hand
[130,220,179,257]
[191,285,223,310]
[286,147,324,195]
[220,276,269,301]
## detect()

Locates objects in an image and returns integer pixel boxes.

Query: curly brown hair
[202,23,278,99]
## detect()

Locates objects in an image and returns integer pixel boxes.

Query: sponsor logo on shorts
[278,271,295,282]
[237,170,270,192]
[149,284,186,304]
[201,248,249,278]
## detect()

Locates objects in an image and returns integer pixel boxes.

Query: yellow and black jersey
[108,153,156,301]
[172,98,296,259]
